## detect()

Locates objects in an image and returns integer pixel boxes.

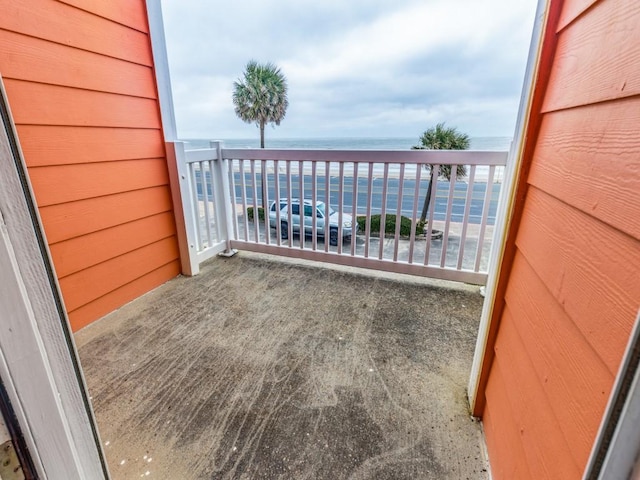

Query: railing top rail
[184,148,218,163]
[220,148,508,166]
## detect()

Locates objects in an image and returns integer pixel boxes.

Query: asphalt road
[196,172,501,225]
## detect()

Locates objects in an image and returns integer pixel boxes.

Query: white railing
[178,141,507,284]
[177,142,235,270]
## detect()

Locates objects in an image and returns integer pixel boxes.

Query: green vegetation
[248,208,426,238]
[246,207,265,221]
[357,215,425,237]
[413,122,471,151]
[232,61,289,148]
[412,123,470,222]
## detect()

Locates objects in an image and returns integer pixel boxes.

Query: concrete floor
[75,252,489,480]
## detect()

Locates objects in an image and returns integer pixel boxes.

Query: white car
[268,198,357,245]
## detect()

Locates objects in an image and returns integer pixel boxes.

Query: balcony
[76,144,506,478]
[76,250,489,479]
[176,142,507,284]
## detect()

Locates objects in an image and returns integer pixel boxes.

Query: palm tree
[412,123,470,223]
[233,61,289,148]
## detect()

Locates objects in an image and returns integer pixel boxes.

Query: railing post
[167,141,200,275]
[210,141,237,257]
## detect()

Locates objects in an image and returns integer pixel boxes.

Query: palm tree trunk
[419,169,434,223]
[260,121,265,149]
[259,120,267,209]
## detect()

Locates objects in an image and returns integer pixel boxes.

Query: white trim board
[467,0,550,411]
[584,312,640,480]
[0,76,108,478]
[146,0,178,142]
[146,1,199,275]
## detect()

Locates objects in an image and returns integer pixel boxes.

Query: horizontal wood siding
[0,29,156,98]
[40,187,173,246]
[493,307,582,479]
[50,212,177,278]
[528,99,640,239]
[29,159,170,206]
[5,80,162,128]
[59,237,179,312]
[556,0,598,30]
[58,0,149,33]
[69,261,181,331]
[17,126,165,166]
[543,0,640,111]
[482,0,640,478]
[484,375,533,480]
[516,188,639,372]
[0,0,153,65]
[504,252,614,465]
[0,0,179,330]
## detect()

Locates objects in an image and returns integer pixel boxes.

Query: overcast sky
[160,0,538,140]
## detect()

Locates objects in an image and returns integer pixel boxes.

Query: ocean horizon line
[182,136,512,151]
[181,135,512,142]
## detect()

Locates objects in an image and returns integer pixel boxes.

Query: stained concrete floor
[75,252,489,480]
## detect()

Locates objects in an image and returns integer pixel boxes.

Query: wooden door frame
[0,77,108,478]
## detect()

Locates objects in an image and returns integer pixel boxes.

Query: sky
[160,0,539,140]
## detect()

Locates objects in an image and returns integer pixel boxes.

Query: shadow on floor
[75,252,489,479]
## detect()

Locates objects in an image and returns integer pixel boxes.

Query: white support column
[145,0,177,142]
[467,0,550,411]
[210,141,238,257]
[174,141,200,275]
[146,0,203,274]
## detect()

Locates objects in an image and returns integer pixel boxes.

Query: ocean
[182,136,512,151]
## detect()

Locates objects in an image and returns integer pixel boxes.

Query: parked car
[268,198,357,245]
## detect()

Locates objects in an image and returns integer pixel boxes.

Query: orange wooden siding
[58,0,150,33]
[0,0,180,331]
[481,0,640,478]
[18,126,166,166]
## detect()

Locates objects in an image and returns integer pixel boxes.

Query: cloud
[161,0,538,139]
